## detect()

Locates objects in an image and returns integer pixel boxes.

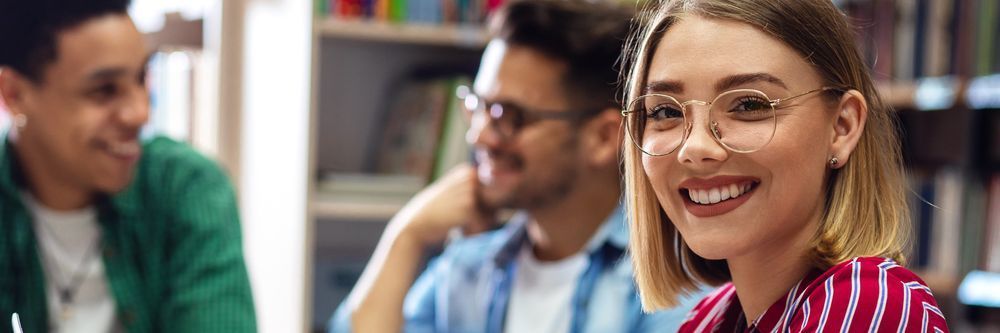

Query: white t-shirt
[503,243,590,333]
[23,193,119,333]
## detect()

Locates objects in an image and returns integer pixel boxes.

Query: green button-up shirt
[0,136,256,333]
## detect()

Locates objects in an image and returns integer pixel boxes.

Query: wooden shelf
[315,19,488,49]
[914,270,961,297]
[877,81,919,110]
[311,196,407,221]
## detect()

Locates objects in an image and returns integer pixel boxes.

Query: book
[872,0,896,81]
[372,78,449,179]
[914,172,936,269]
[912,0,929,78]
[986,174,1000,271]
[321,0,502,25]
[929,168,963,276]
[894,0,917,81]
[924,0,952,77]
[960,172,988,274]
[431,77,473,181]
[975,0,999,76]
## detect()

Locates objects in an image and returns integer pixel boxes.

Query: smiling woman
[621,0,948,332]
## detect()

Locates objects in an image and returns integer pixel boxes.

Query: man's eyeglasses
[621,87,843,156]
[457,85,599,142]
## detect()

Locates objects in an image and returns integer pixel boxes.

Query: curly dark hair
[0,0,132,82]
[489,0,635,112]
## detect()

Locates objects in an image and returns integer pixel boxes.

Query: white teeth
[687,181,755,205]
[109,142,139,156]
[709,188,721,204]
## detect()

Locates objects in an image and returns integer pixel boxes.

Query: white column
[239,0,313,332]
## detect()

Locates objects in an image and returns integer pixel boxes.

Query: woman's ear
[828,89,868,169]
[582,107,624,168]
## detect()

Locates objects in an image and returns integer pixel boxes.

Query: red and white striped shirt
[678,257,949,333]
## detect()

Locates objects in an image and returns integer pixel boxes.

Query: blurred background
[1,0,998,332]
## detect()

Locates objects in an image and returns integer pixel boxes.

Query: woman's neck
[727,215,821,325]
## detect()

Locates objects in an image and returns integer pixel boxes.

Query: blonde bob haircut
[622,0,911,311]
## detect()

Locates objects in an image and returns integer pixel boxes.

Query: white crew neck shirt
[23,193,119,333]
[503,242,590,333]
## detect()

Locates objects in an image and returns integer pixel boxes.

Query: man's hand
[391,164,498,247]
[347,164,498,333]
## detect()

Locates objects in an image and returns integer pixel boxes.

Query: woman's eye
[648,104,684,120]
[731,97,770,112]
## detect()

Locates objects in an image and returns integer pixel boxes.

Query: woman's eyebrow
[643,73,787,95]
[644,80,683,94]
[715,72,788,92]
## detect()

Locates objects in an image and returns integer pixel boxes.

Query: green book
[431,77,473,181]
[975,0,998,75]
[390,0,407,22]
[960,176,987,273]
[316,0,329,16]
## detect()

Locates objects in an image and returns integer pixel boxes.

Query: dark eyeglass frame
[458,86,602,142]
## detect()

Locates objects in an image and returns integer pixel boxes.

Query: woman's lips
[678,176,760,218]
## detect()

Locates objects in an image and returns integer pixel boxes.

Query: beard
[476,134,580,211]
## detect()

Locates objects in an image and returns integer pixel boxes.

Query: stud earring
[12,114,27,129]
[829,156,839,168]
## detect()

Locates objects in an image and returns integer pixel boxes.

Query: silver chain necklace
[34,217,102,322]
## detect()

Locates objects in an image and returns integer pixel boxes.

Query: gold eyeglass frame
[621,86,844,156]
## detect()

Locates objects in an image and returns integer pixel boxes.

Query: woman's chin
[682,235,745,261]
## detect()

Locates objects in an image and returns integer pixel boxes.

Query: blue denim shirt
[330,206,705,333]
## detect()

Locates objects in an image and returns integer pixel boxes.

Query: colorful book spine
[390,0,407,22]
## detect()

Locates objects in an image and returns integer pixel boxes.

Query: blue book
[913,0,929,78]
[915,178,935,269]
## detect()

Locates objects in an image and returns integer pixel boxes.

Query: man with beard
[0,0,256,331]
[330,1,704,332]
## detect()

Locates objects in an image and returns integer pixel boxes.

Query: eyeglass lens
[625,89,777,155]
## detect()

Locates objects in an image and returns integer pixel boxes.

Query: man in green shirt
[0,0,256,332]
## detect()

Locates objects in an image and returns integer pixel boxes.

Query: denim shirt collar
[490,204,628,268]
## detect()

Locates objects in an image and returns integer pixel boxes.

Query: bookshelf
[315,19,488,48]
[838,0,1000,330]
[312,198,406,221]
[299,1,1000,332]
[308,1,490,326]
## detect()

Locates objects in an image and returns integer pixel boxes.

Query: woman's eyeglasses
[621,87,843,156]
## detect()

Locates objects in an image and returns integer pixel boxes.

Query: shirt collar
[1,133,140,221]
[0,134,25,200]
[723,268,824,332]
[492,204,629,266]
